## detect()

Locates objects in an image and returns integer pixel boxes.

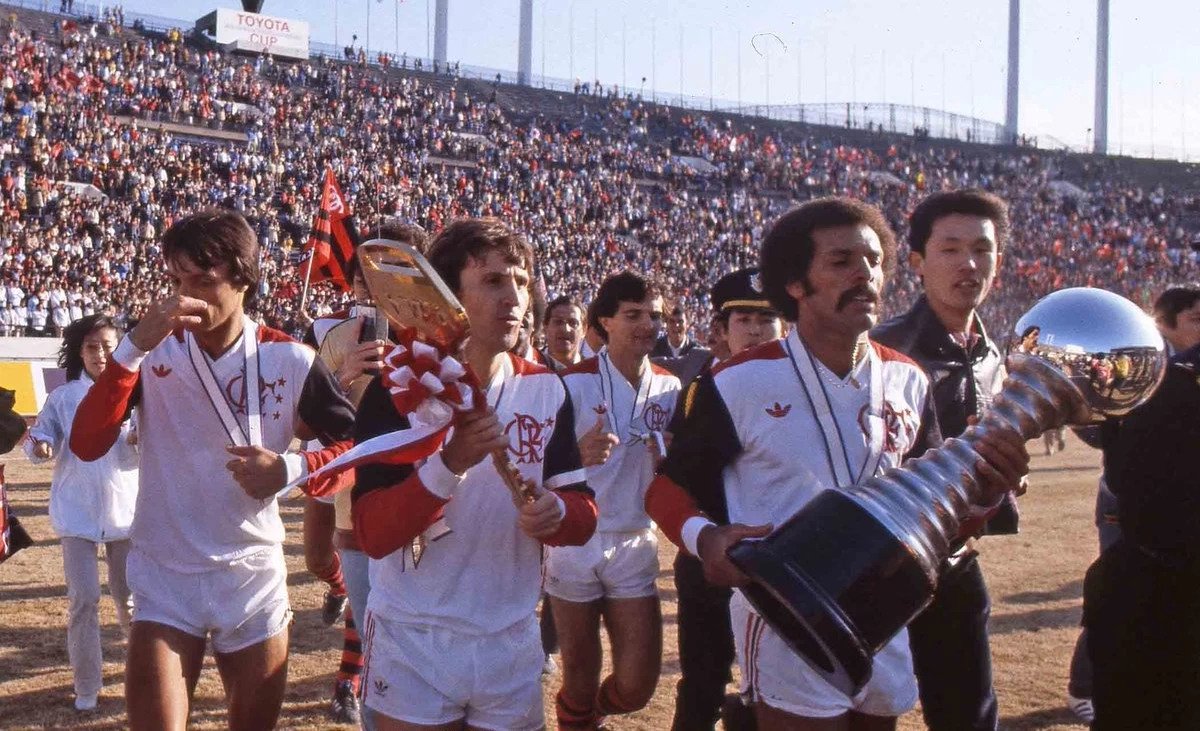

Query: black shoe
[321,591,348,627]
[329,679,360,724]
[721,693,758,731]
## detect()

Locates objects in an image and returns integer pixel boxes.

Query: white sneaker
[75,693,98,711]
[1067,694,1094,723]
[541,654,558,676]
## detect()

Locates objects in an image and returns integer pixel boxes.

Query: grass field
[0,437,1099,730]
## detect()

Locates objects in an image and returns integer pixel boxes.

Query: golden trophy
[357,238,538,505]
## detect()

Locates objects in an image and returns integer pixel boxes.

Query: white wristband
[112,334,148,372]
[417,452,464,500]
[281,452,307,491]
[681,516,717,558]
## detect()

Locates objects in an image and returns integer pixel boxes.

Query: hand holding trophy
[356,238,540,506]
[726,287,1169,696]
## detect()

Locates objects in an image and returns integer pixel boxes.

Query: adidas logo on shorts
[374,678,389,697]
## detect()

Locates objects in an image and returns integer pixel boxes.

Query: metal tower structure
[1094,0,1110,154]
[434,0,449,63]
[518,0,533,85]
[1004,0,1019,143]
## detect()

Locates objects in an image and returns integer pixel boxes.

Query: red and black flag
[301,167,359,292]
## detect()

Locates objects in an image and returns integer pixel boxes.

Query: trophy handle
[492,451,539,505]
[459,358,539,506]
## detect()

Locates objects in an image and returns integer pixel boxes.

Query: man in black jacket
[652,304,704,359]
[872,189,1018,731]
[1085,342,1200,731]
[1082,285,1200,730]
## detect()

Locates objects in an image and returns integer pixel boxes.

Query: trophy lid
[1010,287,1167,420]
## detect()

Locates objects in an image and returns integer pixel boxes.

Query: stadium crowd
[0,8,1197,344]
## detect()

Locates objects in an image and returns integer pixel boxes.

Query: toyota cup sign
[196,8,310,60]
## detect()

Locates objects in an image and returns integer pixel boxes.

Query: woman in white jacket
[25,314,138,712]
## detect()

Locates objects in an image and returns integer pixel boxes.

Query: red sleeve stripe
[302,440,355,498]
[258,325,298,345]
[542,489,598,547]
[711,340,788,377]
[509,352,552,376]
[644,473,705,549]
[69,360,139,462]
[352,472,450,559]
[561,357,601,376]
[869,340,921,368]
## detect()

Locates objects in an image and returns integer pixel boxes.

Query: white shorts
[544,528,659,603]
[361,611,544,731]
[731,593,917,719]
[127,546,291,654]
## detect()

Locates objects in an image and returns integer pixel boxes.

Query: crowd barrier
[0,338,67,416]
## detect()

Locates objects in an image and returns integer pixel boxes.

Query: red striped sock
[595,675,641,716]
[334,605,363,692]
[556,689,597,729]
[315,552,347,597]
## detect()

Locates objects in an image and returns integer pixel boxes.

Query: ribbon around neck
[288,330,478,488]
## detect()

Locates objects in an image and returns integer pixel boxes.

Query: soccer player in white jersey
[645,197,1029,731]
[551,272,680,729]
[70,210,357,731]
[352,217,598,731]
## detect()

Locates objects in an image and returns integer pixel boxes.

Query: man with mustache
[542,295,586,372]
[645,196,1030,731]
[871,189,1017,731]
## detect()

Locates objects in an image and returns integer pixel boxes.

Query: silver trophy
[727,287,1168,695]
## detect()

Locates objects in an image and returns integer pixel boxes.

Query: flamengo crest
[506,413,555,464]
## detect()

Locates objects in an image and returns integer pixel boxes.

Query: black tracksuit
[1085,344,1200,730]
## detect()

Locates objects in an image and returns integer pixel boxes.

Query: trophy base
[727,489,935,696]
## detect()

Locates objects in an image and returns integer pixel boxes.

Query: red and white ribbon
[288,334,477,488]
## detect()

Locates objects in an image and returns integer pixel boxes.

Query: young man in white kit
[551,271,680,729]
[70,209,357,731]
[352,217,598,731]
[645,197,1030,731]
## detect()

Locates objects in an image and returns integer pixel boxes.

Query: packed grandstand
[0,2,1197,346]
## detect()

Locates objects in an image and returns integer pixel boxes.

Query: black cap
[711,267,775,314]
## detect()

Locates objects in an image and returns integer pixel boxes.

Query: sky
[121,0,1200,162]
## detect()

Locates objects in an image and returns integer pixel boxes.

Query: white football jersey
[356,353,589,635]
[562,351,680,531]
[74,324,355,571]
[662,329,938,533]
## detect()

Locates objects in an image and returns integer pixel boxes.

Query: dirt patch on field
[0,439,1099,729]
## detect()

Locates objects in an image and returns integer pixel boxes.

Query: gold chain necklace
[817,340,863,389]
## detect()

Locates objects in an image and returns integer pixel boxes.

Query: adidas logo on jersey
[592,404,608,415]
[373,678,389,697]
[765,402,791,418]
[151,364,172,378]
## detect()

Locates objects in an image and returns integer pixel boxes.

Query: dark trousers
[539,593,557,655]
[671,553,737,731]
[1085,541,1200,731]
[908,554,999,731]
[1068,481,1122,698]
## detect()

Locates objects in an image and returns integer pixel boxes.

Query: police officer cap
[711,267,775,314]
